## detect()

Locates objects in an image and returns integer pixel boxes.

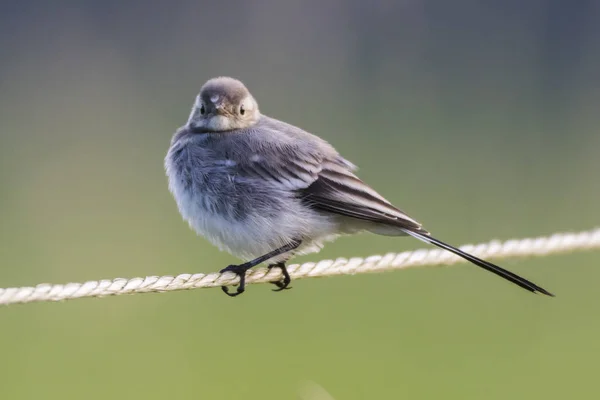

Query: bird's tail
[401,229,554,296]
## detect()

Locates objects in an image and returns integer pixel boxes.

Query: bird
[165,76,554,298]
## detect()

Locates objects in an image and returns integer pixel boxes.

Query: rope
[1,227,598,305]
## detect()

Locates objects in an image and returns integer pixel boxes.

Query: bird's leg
[220,240,301,297]
[268,262,292,291]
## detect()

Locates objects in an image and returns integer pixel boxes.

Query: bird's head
[187,77,260,133]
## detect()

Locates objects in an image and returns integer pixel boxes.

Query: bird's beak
[211,95,225,113]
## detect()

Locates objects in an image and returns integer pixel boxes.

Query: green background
[0,1,598,399]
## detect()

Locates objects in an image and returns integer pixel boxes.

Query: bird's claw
[220,264,248,297]
[268,263,292,292]
[218,262,292,296]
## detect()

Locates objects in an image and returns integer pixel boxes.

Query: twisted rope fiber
[1,228,598,305]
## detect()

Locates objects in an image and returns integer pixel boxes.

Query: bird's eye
[200,105,205,115]
[239,105,245,115]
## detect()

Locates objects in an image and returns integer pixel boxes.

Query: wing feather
[217,119,425,233]
[232,144,322,191]
[298,158,426,233]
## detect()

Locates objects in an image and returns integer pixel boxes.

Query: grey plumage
[165,77,553,297]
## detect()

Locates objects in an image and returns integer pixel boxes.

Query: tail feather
[402,229,554,297]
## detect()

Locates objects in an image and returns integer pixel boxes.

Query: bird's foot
[220,264,250,297]
[268,262,292,292]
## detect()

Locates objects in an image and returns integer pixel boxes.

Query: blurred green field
[0,2,599,399]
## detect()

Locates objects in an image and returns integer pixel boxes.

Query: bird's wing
[233,142,324,191]
[226,117,426,232]
[298,156,427,233]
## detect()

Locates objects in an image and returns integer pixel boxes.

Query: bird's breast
[166,140,241,221]
[165,137,340,260]
[165,140,284,257]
